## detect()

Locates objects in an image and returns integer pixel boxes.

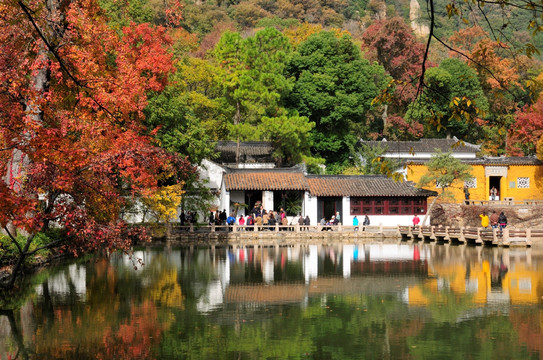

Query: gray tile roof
[215,141,275,164]
[407,156,543,166]
[306,175,437,197]
[360,137,480,154]
[224,167,309,191]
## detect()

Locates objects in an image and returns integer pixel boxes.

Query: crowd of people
[179,210,198,226]
[201,205,367,231]
[204,205,299,230]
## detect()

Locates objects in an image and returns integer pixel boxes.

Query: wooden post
[502,228,510,246]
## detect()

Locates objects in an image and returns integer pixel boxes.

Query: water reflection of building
[26,245,543,313]
[186,244,432,311]
[35,263,87,301]
[405,247,543,306]
[182,244,543,311]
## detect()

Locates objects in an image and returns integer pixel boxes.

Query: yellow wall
[505,165,543,201]
[407,163,543,203]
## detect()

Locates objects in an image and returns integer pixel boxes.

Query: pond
[1,241,542,359]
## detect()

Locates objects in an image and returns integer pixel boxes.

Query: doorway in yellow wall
[489,176,501,200]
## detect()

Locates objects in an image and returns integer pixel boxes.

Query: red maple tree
[361,16,429,106]
[507,97,543,156]
[0,0,193,287]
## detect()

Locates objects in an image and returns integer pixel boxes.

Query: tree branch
[25,239,65,256]
[419,0,435,96]
[18,0,119,121]
[4,226,23,255]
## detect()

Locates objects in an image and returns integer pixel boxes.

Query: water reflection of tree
[0,309,32,359]
[15,255,186,358]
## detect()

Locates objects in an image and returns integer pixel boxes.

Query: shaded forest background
[99,0,543,174]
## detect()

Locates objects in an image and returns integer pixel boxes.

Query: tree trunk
[235,101,241,167]
[7,234,35,289]
[6,0,65,190]
[421,195,439,226]
[3,0,63,288]
[382,104,388,135]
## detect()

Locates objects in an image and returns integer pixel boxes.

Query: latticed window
[464,178,477,188]
[517,177,530,188]
[350,197,427,215]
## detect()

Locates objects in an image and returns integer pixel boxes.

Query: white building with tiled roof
[360,137,481,160]
[198,141,437,226]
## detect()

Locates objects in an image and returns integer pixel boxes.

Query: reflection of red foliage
[98,301,162,360]
[33,300,163,359]
[510,310,543,355]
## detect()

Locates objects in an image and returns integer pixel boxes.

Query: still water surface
[1,242,542,359]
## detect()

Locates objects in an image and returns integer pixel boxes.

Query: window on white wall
[517,177,530,188]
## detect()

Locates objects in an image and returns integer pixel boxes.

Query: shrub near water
[0,230,61,267]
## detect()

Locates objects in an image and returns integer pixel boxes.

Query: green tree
[259,114,315,167]
[406,58,488,141]
[344,143,403,181]
[285,31,389,173]
[417,150,473,225]
[145,57,227,165]
[213,27,315,166]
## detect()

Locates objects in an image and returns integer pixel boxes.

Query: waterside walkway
[167,224,537,247]
[398,225,539,247]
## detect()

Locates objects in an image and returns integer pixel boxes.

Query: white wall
[304,191,318,225]
[343,214,421,227]
[235,163,276,169]
[220,180,230,215]
[381,151,476,159]
[199,159,225,190]
[263,191,274,211]
[342,197,350,223]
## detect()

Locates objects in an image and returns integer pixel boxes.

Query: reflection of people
[412,214,420,226]
[491,258,508,289]
[490,186,498,200]
[480,211,489,228]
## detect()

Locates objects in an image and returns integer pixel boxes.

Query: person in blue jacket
[226,213,236,226]
[353,215,359,231]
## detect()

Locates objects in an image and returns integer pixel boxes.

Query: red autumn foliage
[0,0,194,275]
[507,98,543,156]
[361,17,430,106]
